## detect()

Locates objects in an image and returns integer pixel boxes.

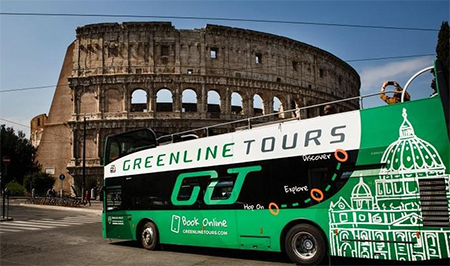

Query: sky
[0,0,448,137]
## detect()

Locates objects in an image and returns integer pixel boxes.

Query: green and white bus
[102,61,450,265]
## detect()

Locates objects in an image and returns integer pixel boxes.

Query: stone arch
[289,99,300,118]
[289,99,298,110]
[253,94,264,116]
[80,91,97,114]
[273,96,282,112]
[274,95,289,119]
[182,88,197,112]
[105,88,122,113]
[207,90,221,117]
[131,88,147,112]
[231,92,243,115]
[156,88,173,112]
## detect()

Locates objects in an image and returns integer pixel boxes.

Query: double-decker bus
[102,60,449,265]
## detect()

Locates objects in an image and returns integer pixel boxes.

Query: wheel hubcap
[292,232,317,260]
[142,227,154,246]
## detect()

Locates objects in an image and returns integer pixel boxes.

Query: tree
[0,125,39,189]
[23,171,55,196]
[436,21,449,69]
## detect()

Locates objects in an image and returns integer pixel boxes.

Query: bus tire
[284,224,326,265]
[139,221,159,250]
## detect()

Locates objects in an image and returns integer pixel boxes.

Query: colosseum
[33,22,360,197]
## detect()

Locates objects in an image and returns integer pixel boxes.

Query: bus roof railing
[402,66,434,102]
[157,89,402,144]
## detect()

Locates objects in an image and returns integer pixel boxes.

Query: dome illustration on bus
[380,108,446,178]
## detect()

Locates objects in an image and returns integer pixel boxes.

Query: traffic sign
[59,174,65,181]
[2,156,10,165]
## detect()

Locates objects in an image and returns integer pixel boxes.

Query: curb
[19,202,102,215]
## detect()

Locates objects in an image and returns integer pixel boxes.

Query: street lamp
[82,116,86,200]
[2,156,11,219]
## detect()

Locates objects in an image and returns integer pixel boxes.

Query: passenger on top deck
[323,104,336,115]
[380,81,411,104]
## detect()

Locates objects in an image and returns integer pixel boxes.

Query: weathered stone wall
[35,43,74,195]
[36,22,360,195]
[30,114,47,148]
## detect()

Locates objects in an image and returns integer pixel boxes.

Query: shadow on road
[111,240,290,264]
[110,241,450,266]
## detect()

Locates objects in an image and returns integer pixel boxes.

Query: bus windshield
[103,128,157,165]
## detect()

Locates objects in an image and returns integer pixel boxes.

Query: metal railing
[157,90,397,143]
[25,196,86,207]
[402,66,434,102]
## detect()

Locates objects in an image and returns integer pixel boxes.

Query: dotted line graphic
[269,149,348,216]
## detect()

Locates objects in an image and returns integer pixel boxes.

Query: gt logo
[171,165,262,206]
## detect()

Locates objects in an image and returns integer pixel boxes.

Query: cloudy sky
[0,0,448,136]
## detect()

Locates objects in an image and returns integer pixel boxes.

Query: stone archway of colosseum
[207,90,221,117]
[231,92,244,115]
[181,88,198,113]
[274,95,291,119]
[289,98,302,119]
[131,88,148,112]
[253,93,264,116]
[273,96,282,117]
[230,89,253,117]
[156,88,173,112]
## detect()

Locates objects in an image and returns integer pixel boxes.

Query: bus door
[104,183,134,240]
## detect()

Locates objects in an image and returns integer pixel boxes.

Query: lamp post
[2,156,11,219]
[82,117,86,200]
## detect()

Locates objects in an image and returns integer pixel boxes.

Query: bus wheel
[284,224,326,265]
[140,221,159,250]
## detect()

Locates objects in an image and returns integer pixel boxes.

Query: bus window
[104,128,158,165]
[108,141,120,162]
[210,179,234,200]
[176,178,205,203]
[106,186,122,211]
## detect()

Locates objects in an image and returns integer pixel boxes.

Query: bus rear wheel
[140,221,159,250]
[284,224,326,265]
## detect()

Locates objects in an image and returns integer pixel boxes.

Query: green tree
[436,21,449,69]
[5,182,26,196]
[0,125,39,189]
[23,171,55,196]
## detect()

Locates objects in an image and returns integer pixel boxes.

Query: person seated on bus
[323,104,336,115]
[380,80,411,104]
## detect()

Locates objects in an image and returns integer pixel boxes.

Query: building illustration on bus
[329,108,449,261]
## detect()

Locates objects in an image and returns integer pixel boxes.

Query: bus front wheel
[140,221,159,250]
[284,224,326,265]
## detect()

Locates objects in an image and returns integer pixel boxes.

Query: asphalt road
[1,203,449,266]
[0,204,294,266]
